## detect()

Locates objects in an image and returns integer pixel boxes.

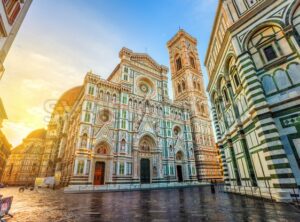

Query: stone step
[64,181,209,193]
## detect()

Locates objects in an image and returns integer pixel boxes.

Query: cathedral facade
[46,30,221,187]
[205,0,300,202]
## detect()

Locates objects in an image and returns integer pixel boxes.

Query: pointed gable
[119,47,168,73]
[139,117,155,135]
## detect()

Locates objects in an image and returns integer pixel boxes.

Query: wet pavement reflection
[1,186,300,221]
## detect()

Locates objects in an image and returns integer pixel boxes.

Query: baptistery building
[45,30,221,187]
[205,0,300,202]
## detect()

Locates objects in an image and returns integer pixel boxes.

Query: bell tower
[167,29,208,117]
[167,29,219,181]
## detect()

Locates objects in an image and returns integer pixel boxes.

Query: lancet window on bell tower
[176,56,182,71]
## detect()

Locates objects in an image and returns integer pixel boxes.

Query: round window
[137,77,155,97]
[98,109,111,123]
[140,83,149,93]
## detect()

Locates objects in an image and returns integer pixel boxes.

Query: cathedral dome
[11,144,25,153]
[54,86,82,111]
[26,128,47,140]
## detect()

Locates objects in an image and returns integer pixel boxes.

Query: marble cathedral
[44,30,221,187]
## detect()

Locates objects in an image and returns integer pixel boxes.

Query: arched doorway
[176,151,184,182]
[94,141,110,185]
[139,135,156,183]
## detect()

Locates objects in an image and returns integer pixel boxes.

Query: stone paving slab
[1,186,300,221]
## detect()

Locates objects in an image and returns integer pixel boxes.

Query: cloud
[1,120,38,147]
[0,0,126,146]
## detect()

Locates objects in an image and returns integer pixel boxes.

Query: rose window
[136,77,155,96]
[98,109,111,123]
[140,83,149,94]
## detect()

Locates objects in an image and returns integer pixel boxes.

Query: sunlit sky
[0,0,218,147]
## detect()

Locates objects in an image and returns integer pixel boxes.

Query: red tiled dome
[54,86,82,111]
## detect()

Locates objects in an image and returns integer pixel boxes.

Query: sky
[0,0,218,147]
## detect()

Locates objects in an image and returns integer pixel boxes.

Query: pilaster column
[218,143,229,185]
[133,149,138,179]
[228,139,242,186]
[238,131,257,187]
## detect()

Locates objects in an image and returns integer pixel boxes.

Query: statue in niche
[189,148,194,158]
[153,166,157,177]
[140,141,150,151]
[81,133,88,148]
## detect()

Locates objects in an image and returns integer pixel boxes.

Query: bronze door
[177,165,183,182]
[94,162,105,185]
[140,159,150,184]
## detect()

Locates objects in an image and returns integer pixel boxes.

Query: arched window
[176,57,182,71]
[201,104,205,114]
[134,100,137,108]
[222,88,230,104]
[189,56,195,68]
[197,82,201,90]
[262,75,277,95]
[182,81,186,91]
[227,56,241,88]
[121,139,126,151]
[81,133,88,148]
[287,63,300,85]
[193,81,197,89]
[106,92,110,101]
[113,94,117,103]
[233,72,241,88]
[274,70,291,90]
[129,99,132,107]
[178,84,181,93]
[247,26,283,68]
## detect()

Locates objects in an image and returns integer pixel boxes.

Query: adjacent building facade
[205,0,300,201]
[0,98,11,182]
[1,129,46,185]
[44,30,221,187]
[0,0,32,78]
[0,1,33,180]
